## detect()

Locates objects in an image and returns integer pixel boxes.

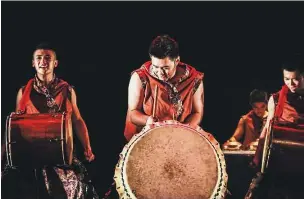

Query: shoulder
[241,111,253,121]
[130,62,150,88]
[129,72,144,92]
[58,78,74,100]
[184,62,204,80]
[20,78,35,93]
[183,63,204,94]
[20,86,26,94]
[57,78,73,89]
[16,87,24,102]
[132,67,146,80]
[57,78,72,86]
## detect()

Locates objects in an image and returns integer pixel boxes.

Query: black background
[2,1,304,196]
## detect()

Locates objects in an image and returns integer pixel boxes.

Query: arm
[16,88,23,112]
[71,88,95,162]
[184,81,204,127]
[229,117,245,142]
[259,96,275,139]
[128,72,155,126]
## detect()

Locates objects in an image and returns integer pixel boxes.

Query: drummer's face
[252,102,267,118]
[32,49,58,76]
[150,56,179,81]
[283,69,303,93]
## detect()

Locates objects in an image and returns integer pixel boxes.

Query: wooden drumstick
[152,85,158,118]
[172,110,176,121]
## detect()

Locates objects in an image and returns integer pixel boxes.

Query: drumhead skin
[115,120,227,199]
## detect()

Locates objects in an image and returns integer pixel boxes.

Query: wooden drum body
[114,120,228,199]
[5,112,73,168]
[267,125,304,174]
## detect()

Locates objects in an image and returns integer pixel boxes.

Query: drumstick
[261,120,273,173]
[152,85,158,118]
[172,110,176,120]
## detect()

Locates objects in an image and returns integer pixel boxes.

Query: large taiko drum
[5,112,73,168]
[114,120,228,199]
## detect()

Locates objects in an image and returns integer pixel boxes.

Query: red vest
[124,61,204,141]
[18,78,73,115]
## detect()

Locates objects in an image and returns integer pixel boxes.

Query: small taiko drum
[5,112,73,168]
[266,124,304,174]
[114,120,228,199]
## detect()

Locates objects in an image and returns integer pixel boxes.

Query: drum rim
[114,120,228,199]
[5,112,14,167]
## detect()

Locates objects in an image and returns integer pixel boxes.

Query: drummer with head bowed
[223,89,268,150]
[124,34,205,141]
[103,35,205,199]
[2,42,99,199]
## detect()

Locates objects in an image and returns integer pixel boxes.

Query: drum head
[115,121,227,199]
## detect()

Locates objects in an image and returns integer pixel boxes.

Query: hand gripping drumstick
[152,85,158,118]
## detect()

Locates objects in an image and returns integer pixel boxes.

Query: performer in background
[223,89,268,150]
[1,42,99,199]
[246,59,304,199]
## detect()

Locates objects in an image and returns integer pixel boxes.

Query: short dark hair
[249,89,268,105]
[281,54,304,75]
[148,35,179,60]
[33,42,57,59]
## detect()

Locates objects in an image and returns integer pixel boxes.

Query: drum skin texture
[114,120,228,199]
[5,112,73,168]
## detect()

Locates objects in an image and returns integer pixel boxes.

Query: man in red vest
[2,43,98,199]
[246,59,304,199]
[104,35,205,198]
[124,35,205,141]
[224,89,268,150]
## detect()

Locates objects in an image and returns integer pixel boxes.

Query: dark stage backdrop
[2,2,304,196]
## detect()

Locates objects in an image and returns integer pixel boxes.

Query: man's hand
[84,147,95,162]
[146,116,158,125]
[222,137,242,150]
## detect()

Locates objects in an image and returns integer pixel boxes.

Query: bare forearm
[74,119,91,150]
[232,131,243,141]
[130,110,149,126]
[230,119,245,141]
[184,112,203,126]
